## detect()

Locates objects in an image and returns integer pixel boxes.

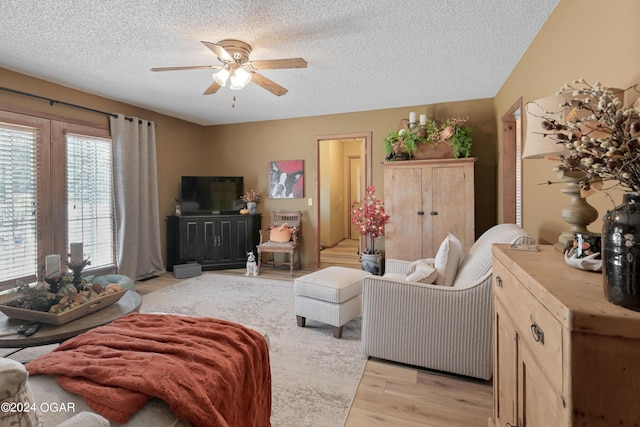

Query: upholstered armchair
[361,223,533,380]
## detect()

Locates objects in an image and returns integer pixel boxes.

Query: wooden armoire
[383,158,475,260]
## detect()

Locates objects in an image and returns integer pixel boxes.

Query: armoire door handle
[417,211,425,215]
[430,211,438,215]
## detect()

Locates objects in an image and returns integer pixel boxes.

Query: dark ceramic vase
[602,192,640,311]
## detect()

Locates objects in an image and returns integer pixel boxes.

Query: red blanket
[26,313,271,426]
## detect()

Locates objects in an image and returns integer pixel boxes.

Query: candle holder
[68,257,91,291]
[44,276,62,294]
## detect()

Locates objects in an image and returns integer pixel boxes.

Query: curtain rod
[0,85,151,124]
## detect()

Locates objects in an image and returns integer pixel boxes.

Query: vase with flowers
[530,79,640,310]
[241,187,261,214]
[350,186,390,275]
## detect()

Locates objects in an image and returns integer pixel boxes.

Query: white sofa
[0,352,193,426]
[361,223,533,380]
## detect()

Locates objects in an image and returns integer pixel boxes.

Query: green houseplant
[384,128,421,159]
[442,118,473,158]
[384,117,472,160]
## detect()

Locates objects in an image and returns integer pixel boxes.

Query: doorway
[314,132,372,268]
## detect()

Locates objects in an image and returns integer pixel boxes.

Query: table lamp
[523,93,599,252]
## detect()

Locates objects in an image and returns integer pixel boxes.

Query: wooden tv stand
[166,214,261,271]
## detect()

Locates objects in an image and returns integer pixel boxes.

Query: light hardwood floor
[138,239,493,426]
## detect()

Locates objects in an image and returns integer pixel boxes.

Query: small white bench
[293,267,371,338]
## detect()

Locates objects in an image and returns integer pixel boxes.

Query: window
[0,121,40,285]
[65,133,115,268]
[0,111,114,290]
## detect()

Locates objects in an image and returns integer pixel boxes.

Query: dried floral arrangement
[241,187,262,203]
[529,79,640,192]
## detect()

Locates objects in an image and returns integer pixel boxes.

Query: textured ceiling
[0,0,558,126]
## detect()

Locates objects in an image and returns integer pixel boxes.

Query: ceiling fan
[151,39,307,96]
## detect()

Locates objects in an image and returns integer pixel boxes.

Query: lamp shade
[522,93,573,159]
[230,68,252,90]
[523,88,624,159]
[213,68,230,86]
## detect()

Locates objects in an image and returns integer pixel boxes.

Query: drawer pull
[496,276,503,288]
[417,211,425,216]
[531,323,545,345]
[430,211,438,215]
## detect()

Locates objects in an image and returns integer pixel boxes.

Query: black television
[180,176,245,215]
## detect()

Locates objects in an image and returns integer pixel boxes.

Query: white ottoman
[294,266,371,338]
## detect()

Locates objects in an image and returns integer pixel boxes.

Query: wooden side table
[0,290,141,349]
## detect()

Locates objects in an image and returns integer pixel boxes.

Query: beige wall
[495,0,640,244]
[203,98,497,267]
[1,70,498,270]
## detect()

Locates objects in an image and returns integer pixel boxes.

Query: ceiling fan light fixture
[229,68,252,90]
[213,68,230,86]
[153,39,305,96]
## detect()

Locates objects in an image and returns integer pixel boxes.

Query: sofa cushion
[406,260,438,284]
[57,411,110,427]
[294,267,370,303]
[434,233,463,286]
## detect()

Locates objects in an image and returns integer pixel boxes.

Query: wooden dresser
[491,244,640,427]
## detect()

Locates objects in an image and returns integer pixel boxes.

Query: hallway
[320,239,361,269]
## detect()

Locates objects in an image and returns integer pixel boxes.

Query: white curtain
[109,115,165,280]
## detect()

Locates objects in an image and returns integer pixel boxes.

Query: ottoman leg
[296,315,306,327]
[333,326,343,339]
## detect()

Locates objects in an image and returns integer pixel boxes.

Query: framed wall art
[269,160,304,198]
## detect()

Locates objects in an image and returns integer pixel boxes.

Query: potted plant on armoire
[350,186,390,275]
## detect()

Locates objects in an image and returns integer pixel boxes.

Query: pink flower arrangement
[350,186,390,253]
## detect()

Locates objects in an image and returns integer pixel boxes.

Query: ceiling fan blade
[249,58,307,70]
[151,65,218,72]
[250,72,288,96]
[203,81,222,95]
[201,41,234,62]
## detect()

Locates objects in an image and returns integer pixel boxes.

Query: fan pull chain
[232,95,236,108]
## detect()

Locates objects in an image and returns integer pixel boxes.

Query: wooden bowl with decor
[0,281,126,326]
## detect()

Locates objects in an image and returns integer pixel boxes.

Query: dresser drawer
[493,260,563,392]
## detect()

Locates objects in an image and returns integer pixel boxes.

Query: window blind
[65,133,115,269]
[0,121,39,285]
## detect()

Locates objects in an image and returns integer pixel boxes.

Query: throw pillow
[434,233,463,286]
[406,260,438,284]
[270,224,293,243]
[0,358,42,427]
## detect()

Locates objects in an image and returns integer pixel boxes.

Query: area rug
[141,273,366,427]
